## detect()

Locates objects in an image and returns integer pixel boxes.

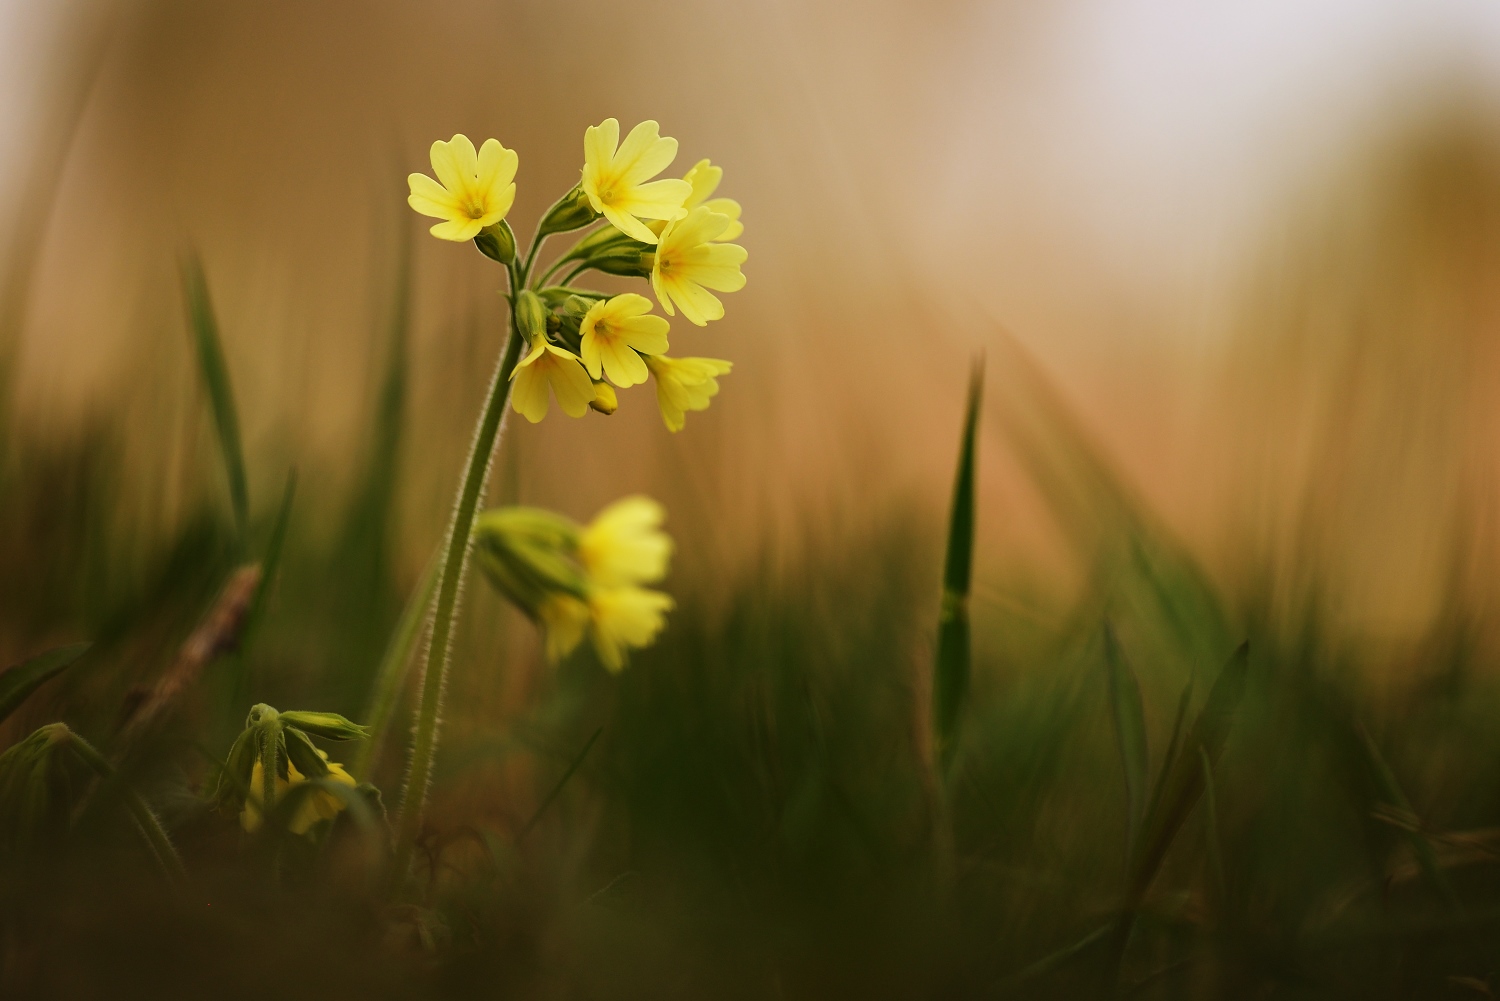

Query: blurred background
[7,1,1500,996]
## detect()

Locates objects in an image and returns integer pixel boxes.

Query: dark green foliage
[0,643,89,726]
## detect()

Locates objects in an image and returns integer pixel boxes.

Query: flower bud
[590,381,619,415]
[538,184,600,237]
[474,219,517,264]
[514,289,550,344]
[586,247,654,279]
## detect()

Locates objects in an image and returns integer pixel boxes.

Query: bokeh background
[7,1,1500,997]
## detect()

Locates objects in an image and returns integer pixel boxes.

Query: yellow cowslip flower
[407,135,519,242]
[681,159,743,241]
[588,586,675,673]
[510,338,594,423]
[644,355,733,432]
[581,118,691,245]
[579,495,672,587]
[651,207,748,326]
[579,293,670,388]
[240,751,356,836]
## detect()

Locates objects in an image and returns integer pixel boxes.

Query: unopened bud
[474,220,517,264]
[590,381,619,415]
[587,246,654,279]
[514,289,549,344]
[538,184,600,237]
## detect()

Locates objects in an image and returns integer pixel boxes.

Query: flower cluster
[407,120,746,431]
[473,495,674,671]
[214,705,367,837]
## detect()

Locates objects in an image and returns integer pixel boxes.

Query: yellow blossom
[651,207,748,325]
[579,496,672,587]
[538,594,590,663]
[510,339,594,423]
[407,135,518,242]
[579,294,670,388]
[588,586,675,673]
[581,119,691,245]
[681,159,744,241]
[240,752,356,836]
[644,355,733,432]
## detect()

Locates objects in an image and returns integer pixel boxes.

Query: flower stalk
[391,263,525,889]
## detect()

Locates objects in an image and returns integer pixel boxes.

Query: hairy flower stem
[391,261,526,892]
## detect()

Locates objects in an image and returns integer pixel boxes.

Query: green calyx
[537,184,600,238]
[474,219,517,264]
[472,507,589,619]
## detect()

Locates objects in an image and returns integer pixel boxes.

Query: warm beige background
[6,0,1500,657]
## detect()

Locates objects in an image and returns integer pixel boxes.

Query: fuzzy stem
[391,263,525,891]
[67,729,187,888]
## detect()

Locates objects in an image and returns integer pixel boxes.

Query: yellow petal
[584,118,620,170]
[511,363,551,423]
[476,138,518,192]
[682,159,721,210]
[600,204,662,245]
[430,135,478,193]
[429,217,485,242]
[613,120,678,186]
[546,346,596,418]
[407,173,461,219]
[612,178,693,221]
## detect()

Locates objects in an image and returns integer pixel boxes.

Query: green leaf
[1103,623,1148,857]
[0,643,90,726]
[181,251,249,540]
[932,354,984,776]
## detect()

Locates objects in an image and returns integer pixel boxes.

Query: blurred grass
[8,119,1500,1001]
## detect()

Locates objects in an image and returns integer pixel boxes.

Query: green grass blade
[1107,641,1250,988]
[181,252,249,541]
[933,355,984,776]
[353,549,441,781]
[518,727,603,841]
[1357,721,1459,909]
[1104,623,1149,857]
[0,643,90,726]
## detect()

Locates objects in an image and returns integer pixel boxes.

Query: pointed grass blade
[1106,641,1250,988]
[933,354,984,776]
[1103,623,1149,857]
[182,252,249,540]
[0,643,90,726]
[1357,721,1459,909]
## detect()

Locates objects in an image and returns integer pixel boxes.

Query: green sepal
[213,726,258,809]
[474,219,516,264]
[278,711,370,741]
[537,184,600,237]
[283,726,331,778]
